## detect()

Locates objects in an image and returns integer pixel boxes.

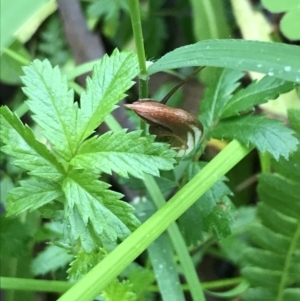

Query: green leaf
[288,108,300,134]
[76,50,138,142]
[222,76,296,118]
[70,130,176,179]
[261,0,300,40]
[258,173,300,220]
[6,177,63,216]
[199,68,244,131]
[126,264,155,297]
[212,115,298,160]
[102,279,136,301]
[22,59,79,161]
[147,40,300,83]
[31,245,73,276]
[0,0,53,50]
[0,40,30,84]
[147,232,185,301]
[241,153,300,300]
[0,106,64,180]
[261,0,300,12]
[0,216,31,257]
[63,170,140,251]
[68,249,107,280]
[190,0,230,40]
[179,162,234,244]
[37,15,69,66]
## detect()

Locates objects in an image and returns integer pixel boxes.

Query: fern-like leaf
[71,130,176,179]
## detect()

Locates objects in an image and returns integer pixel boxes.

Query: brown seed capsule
[125,100,202,157]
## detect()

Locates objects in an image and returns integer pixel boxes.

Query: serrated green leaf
[76,50,138,142]
[258,173,300,220]
[0,106,64,180]
[243,287,275,301]
[37,15,69,66]
[273,148,300,182]
[258,203,297,238]
[68,248,107,280]
[179,162,234,244]
[212,115,298,160]
[71,130,176,179]
[22,59,78,161]
[31,245,73,276]
[147,40,300,83]
[102,279,136,301]
[222,76,296,118]
[199,68,244,131]
[248,224,291,255]
[127,264,155,297]
[63,170,140,251]
[6,177,63,216]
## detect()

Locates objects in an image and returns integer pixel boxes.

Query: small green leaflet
[63,170,140,252]
[0,106,64,181]
[22,59,78,161]
[21,50,139,162]
[199,68,244,132]
[76,49,138,142]
[212,115,298,160]
[179,162,234,244]
[102,279,136,301]
[6,177,63,216]
[71,130,177,179]
[258,173,300,220]
[222,76,296,118]
[31,244,73,276]
[68,248,107,280]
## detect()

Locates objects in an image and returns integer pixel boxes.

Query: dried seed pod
[125,67,204,157]
[125,100,202,157]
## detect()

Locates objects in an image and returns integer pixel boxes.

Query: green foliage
[37,15,70,67]
[199,68,244,132]
[0,50,177,259]
[222,76,296,118]
[212,115,298,160]
[31,245,73,276]
[241,110,300,300]
[102,279,136,301]
[261,0,300,40]
[148,40,300,83]
[68,248,107,280]
[198,66,298,160]
[0,216,31,257]
[179,162,234,245]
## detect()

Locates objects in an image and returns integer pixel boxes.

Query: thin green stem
[128,0,148,99]
[143,174,205,301]
[0,277,73,293]
[259,152,271,173]
[57,140,252,301]
[0,276,243,293]
[3,48,30,65]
